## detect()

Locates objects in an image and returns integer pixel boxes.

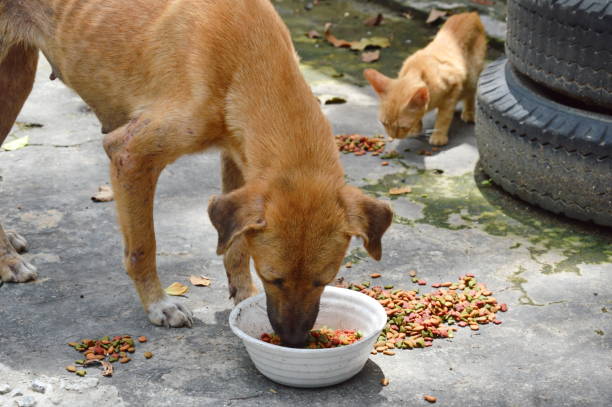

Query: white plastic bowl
[229,285,387,388]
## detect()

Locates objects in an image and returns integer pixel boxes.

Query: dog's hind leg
[221,152,258,304]
[0,43,39,283]
[104,115,193,328]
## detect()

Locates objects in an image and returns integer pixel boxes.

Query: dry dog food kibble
[349,274,506,354]
[66,335,152,377]
[261,327,363,348]
[335,134,386,156]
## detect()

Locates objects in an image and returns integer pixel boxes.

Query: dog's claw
[147,297,193,328]
[7,231,28,253]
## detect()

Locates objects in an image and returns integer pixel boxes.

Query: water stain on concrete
[359,164,612,275]
[20,209,64,229]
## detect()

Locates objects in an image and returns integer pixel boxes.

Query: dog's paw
[0,254,37,283]
[461,110,475,123]
[7,231,28,253]
[429,133,449,146]
[147,297,193,328]
[231,284,258,305]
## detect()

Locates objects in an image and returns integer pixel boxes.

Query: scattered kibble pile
[261,327,363,349]
[66,335,150,377]
[348,274,507,355]
[335,134,385,156]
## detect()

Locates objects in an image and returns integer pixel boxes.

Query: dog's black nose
[280,330,308,348]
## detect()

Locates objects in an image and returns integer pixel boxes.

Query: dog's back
[1,0,298,135]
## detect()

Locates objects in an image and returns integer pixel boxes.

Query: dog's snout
[266,294,319,348]
[279,329,309,348]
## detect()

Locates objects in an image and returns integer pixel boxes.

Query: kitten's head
[364,69,429,139]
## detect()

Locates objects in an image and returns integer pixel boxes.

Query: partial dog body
[364,12,486,146]
[0,0,392,345]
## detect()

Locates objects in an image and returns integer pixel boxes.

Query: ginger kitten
[364,12,486,146]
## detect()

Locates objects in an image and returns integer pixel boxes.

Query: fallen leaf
[101,360,113,377]
[426,9,447,24]
[389,186,412,195]
[323,23,352,48]
[306,30,321,39]
[361,50,380,63]
[350,36,390,51]
[344,261,353,268]
[1,135,29,151]
[364,13,384,26]
[318,94,347,105]
[16,121,43,129]
[91,185,114,202]
[189,275,211,287]
[165,282,189,296]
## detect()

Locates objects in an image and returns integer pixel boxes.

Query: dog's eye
[271,278,284,287]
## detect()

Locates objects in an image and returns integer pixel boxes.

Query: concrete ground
[1,1,611,406]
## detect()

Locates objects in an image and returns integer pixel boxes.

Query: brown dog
[0,0,392,346]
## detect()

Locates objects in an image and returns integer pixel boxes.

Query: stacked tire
[475,0,612,226]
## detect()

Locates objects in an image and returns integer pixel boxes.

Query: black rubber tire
[506,0,612,109]
[476,58,612,226]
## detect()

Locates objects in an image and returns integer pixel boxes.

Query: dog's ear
[340,185,393,261]
[207,187,266,255]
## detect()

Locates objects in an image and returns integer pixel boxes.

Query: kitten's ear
[364,69,390,95]
[406,87,429,109]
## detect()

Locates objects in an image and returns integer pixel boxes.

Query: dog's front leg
[104,117,193,328]
[221,152,257,303]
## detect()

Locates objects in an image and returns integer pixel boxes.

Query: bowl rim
[228,285,387,354]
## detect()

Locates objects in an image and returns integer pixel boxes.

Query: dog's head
[208,176,392,347]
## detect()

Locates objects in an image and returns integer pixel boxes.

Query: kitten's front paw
[429,134,448,146]
[461,110,475,123]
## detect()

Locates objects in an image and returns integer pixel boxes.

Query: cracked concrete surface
[1,2,611,404]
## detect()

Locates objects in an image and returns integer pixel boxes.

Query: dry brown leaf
[389,186,412,195]
[91,185,114,202]
[361,50,380,63]
[165,282,189,296]
[322,96,347,105]
[306,30,321,39]
[344,261,353,268]
[189,275,211,287]
[426,9,447,24]
[364,13,384,27]
[101,360,113,377]
[323,23,352,48]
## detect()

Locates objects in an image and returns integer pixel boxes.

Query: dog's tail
[0,41,39,141]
